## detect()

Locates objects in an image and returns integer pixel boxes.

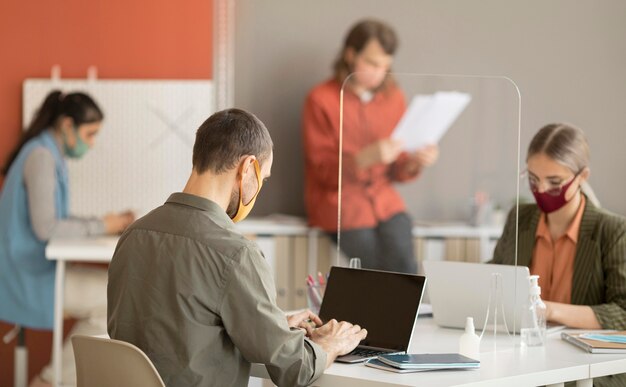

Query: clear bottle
[521,275,547,346]
[349,257,362,269]
[459,317,481,360]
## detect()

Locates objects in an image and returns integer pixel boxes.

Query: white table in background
[251,317,626,387]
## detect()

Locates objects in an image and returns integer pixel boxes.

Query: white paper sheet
[392,91,471,151]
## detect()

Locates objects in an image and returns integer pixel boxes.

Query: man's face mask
[530,171,580,214]
[229,159,263,223]
[62,126,89,159]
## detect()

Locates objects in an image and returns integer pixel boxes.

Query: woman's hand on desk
[545,301,602,329]
[103,210,136,235]
[306,319,368,368]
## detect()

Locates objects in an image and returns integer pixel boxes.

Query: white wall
[234,0,626,218]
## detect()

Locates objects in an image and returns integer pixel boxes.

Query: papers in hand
[392,91,471,151]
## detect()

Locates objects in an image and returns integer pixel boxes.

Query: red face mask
[530,173,579,214]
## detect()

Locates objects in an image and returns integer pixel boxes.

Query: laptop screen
[422,260,530,332]
[318,267,426,351]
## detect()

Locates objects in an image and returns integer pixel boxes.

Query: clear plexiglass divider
[336,72,523,338]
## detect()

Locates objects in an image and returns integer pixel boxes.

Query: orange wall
[0,1,212,385]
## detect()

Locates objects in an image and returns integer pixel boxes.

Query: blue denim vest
[0,130,69,329]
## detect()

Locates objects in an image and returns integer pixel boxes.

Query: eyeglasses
[521,169,581,197]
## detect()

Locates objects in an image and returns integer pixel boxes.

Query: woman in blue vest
[0,91,135,387]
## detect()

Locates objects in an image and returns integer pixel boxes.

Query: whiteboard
[23,79,214,217]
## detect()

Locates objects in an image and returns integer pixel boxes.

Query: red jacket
[303,79,420,231]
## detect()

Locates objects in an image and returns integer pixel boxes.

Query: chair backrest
[71,335,165,387]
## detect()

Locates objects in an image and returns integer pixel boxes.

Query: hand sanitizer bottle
[459,317,480,360]
[521,275,547,346]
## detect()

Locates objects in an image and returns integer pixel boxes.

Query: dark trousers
[329,212,417,274]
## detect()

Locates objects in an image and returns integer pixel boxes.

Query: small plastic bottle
[521,275,547,346]
[459,317,481,360]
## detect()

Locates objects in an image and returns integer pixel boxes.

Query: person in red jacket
[303,19,438,273]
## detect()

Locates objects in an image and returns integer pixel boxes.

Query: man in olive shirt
[107,108,367,387]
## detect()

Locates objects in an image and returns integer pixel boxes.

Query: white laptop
[423,261,565,333]
[318,266,427,363]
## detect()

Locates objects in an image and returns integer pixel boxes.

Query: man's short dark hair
[192,108,273,174]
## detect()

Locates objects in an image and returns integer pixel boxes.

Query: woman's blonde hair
[527,123,600,206]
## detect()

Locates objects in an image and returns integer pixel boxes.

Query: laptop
[318,266,427,363]
[423,261,565,333]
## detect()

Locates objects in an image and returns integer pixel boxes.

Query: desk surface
[251,318,626,386]
[44,233,626,385]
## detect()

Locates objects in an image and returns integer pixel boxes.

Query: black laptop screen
[318,267,426,351]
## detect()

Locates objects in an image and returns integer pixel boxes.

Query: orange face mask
[230,159,263,223]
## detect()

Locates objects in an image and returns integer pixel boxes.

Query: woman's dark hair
[2,91,104,175]
[333,19,398,88]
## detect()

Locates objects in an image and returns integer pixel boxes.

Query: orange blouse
[302,79,420,231]
[530,195,586,303]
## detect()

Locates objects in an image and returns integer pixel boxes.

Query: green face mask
[62,127,89,159]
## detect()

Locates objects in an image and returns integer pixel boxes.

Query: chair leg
[15,345,28,387]
[3,326,28,387]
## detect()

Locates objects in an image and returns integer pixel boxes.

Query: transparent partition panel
[338,73,523,336]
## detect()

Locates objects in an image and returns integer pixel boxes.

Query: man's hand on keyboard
[307,319,368,368]
[286,309,323,336]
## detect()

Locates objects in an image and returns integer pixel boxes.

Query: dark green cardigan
[492,197,626,329]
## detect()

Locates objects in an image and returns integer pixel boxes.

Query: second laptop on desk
[318,266,427,363]
[423,260,565,333]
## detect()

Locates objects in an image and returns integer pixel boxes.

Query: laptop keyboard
[349,348,398,358]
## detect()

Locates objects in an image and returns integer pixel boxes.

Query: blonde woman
[493,123,626,386]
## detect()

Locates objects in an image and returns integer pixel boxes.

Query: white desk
[44,218,317,387]
[251,318,626,387]
[43,228,626,387]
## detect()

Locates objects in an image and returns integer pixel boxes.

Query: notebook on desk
[423,261,565,333]
[562,331,626,354]
[378,353,480,370]
[318,267,427,363]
